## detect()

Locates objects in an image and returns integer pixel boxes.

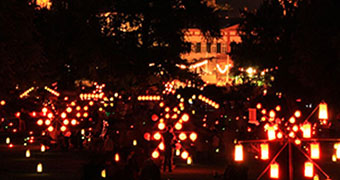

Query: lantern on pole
[311,143,320,159]
[304,161,314,178]
[267,126,276,141]
[302,123,312,138]
[270,162,279,179]
[234,144,243,162]
[260,143,269,160]
[37,163,43,173]
[318,102,328,120]
[115,153,120,162]
[26,149,31,158]
[335,143,340,159]
[101,169,106,178]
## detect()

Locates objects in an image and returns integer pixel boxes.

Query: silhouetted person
[162,127,174,172]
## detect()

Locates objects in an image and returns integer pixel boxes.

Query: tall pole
[289,141,293,180]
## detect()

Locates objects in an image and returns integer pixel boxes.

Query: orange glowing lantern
[181,151,189,159]
[83,106,88,111]
[152,150,160,159]
[83,112,89,118]
[158,122,165,130]
[234,144,243,162]
[66,107,72,113]
[189,132,197,142]
[292,125,299,132]
[302,123,311,138]
[15,112,21,118]
[158,142,165,151]
[31,111,37,117]
[311,143,320,159]
[260,143,269,160]
[277,132,283,139]
[61,112,67,119]
[275,105,281,111]
[115,153,120,162]
[267,126,276,141]
[270,163,279,179]
[179,133,187,141]
[47,126,54,132]
[289,117,296,124]
[42,107,48,114]
[144,132,151,141]
[63,119,69,125]
[304,162,314,178]
[318,102,328,120]
[71,119,77,126]
[181,113,189,122]
[174,122,182,130]
[261,109,267,115]
[60,126,66,132]
[269,110,276,119]
[45,120,51,126]
[47,113,53,119]
[153,132,162,140]
[294,110,301,118]
[256,103,262,109]
[37,119,43,126]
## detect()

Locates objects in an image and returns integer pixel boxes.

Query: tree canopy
[230,0,340,108]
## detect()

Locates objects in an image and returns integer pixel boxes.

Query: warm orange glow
[158,142,165,151]
[15,112,21,118]
[159,102,164,107]
[181,151,189,159]
[277,132,283,139]
[267,126,276,141]
[260,143,269,160]
[289,132,295,138]
[311,143,320,159]
[0,100,6,106]
[261,109,267,115]
[63,119,69,125]
[37,162,43,173]
[60,126,66,132]
[189,132,197,141]
[318,102,328,120]
[153,132,162,140]
[45,120,51,126]
[42,107,48,113]
[158,122,166,130]
[294,110,301,118]
[275,105,281,111]
[48,126,54,132]
[302,123,312,138]
[295,139,301,145]
[335,143,340,159]
[47,113,53,119]
[234,144,243,162]
[165,113,170,119]
[270,163,279,179]
[66,107,72,113]
[289,117,296,124]
[152,150,160,159]
[37,119,43,126]
[165,107,170,112]
[304,162,314,178]
[83,106,89,111]
[71,119,77,126]
[174,122,183,130]
[179,133,187,141]
[269,110,276,119]
[89,101,94,106]
[61,112,67,119]
[256,103,262,109]
[115,153,120,162]
[31,111,37,117]
[292,125,299,132]
[41,144,46,152]
[83,112,89,118]
[76,112,81,118]
[181,113,189,122]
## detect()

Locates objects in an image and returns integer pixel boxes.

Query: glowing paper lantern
[248,108,258,125]
[152,150,160,159]
[63,119,69,125]
[187,157,193,165]
[311,143,320,159]
[181,114,189,122]
[234,144,243,162]
[176,149,180,156]
[189,132,197,142]
[41,144,46,152]
[6,137,10,144]
[37,163,43,173]
[47,126,54,132]
[270,163,279,179]
[101,169,106,178]
[45,120,51,126]
[153,132,162,141]
[304,162,314,178]
[25,149,31,158]
[179,133,187,141]
[269,110,276,119]
[318,102,328,120]
[37,119,43,126]
[267,126,276,141]
[174,122,182,130]
[181,151,189,159]
[133,140,137,146]
[294,110,301,118]
[115,153,120,162]
[335,143,340,159]
[302,123,312,138]
[71,119,77,126]
[60,126,66,132]
[66,107,72,113]
[260,143,269,160]
[158,142,165,151]
[256,103,262,109]
[61,112,67,119]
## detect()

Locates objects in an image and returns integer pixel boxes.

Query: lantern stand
[237,101,336,180]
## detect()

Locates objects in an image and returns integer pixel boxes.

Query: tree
[34,0,222,94]
[230,0,340,109]
[0,0,46,96]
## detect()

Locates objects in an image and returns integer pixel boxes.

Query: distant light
[37,163,43,173]
[234,144,243,162]
[270,163,279,179]
[101,169,106,178]
[26,149,31,158]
